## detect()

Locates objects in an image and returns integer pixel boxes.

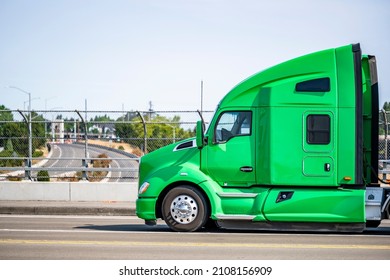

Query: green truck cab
[136,43,390,232]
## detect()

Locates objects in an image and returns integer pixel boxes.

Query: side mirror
[196,120,204,149]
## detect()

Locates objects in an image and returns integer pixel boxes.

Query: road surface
[1,215,389,260]
[41,143,138,182]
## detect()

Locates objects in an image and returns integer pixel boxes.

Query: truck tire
[162,186,208,232]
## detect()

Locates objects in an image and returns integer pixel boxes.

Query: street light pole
[45,97,57,138]
[8,86,33,180]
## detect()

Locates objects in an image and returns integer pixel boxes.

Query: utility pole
[148,101,153,120]
[200,80,204,115]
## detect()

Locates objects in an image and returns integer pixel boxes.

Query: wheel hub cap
[170,195,198,224]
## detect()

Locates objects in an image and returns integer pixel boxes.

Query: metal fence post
[76,110,89,181]
[82,158,88,181]
[24,158,30,180]
[17,110,32,180]
[137,111,147,154]
[197,109,206,131]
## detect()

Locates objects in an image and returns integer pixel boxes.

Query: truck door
[302,111,336,184]
[203,110,256,187]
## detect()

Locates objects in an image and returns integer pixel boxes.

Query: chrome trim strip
[216,215,256,220]
[217,193,258,198]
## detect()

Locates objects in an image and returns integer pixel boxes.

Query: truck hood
[138,138,200,185]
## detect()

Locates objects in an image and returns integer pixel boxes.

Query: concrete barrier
[0,182,138,202]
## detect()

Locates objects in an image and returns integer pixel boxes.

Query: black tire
[162,186,208,232]
[204,218,219,230]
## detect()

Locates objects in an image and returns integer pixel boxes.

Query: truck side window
[215,111,252,143]
[306,114,330,144]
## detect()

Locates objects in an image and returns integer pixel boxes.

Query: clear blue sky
[1,0,389,112]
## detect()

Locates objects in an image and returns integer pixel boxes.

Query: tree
[0,105,14,147]
[2,120,27,156]
[31,111,46,152]
[0,106,23,166]
[381,102,390,135]
[0,107,46,156]
[383,102,390,111]
[62,117,76,135]
[115,112,194,152]
[115,113,142,146]
[5,138,14,152]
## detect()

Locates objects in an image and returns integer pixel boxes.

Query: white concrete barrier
[0,182,138,202]
[70,182,138,202]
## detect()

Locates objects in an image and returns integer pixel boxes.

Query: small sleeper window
[296,77,330,92]
[306,114,330,144]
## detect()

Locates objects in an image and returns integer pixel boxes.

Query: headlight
[139,182,150,195]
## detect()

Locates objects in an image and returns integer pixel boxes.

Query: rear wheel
[162,186,208,232]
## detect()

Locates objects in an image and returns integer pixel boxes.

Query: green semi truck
[136,43,390,232]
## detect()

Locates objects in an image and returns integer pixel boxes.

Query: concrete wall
[0,182,138,202]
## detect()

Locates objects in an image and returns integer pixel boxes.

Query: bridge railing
[0,109,213,182]
[0,156,140,182]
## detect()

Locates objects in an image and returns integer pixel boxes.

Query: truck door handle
[240,166,253,172]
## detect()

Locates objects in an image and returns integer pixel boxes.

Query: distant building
[88,123,116,139]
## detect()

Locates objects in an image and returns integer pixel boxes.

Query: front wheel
[162,186,208,232]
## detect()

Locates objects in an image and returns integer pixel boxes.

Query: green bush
[33,150,44,157]
[7,176,22,181]
[37,170,50,182]
[0,150,23,167]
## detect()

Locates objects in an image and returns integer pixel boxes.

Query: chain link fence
[379,110,390,159]
[0,109,213,182]
[378,110,390,181]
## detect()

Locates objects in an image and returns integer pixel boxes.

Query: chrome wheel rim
[170,195,198,224]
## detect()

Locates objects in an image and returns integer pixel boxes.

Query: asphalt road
[1,215,389,260]
[42,143,138,182]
